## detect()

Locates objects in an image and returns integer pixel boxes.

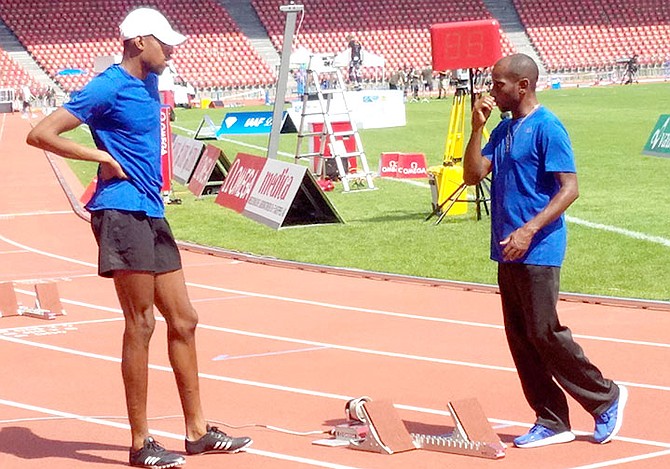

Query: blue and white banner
[289,90,405,130]
[216,111,276,136]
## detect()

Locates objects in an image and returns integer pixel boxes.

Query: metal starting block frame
[349,398,506,460]
[0,282,67,320]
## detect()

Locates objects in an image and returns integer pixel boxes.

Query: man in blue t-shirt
[463,54,627,449]
[27,8,251,468]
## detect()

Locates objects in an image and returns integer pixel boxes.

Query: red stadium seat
[514,0,668,71]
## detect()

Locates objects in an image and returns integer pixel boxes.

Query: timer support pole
[267,3,304,160]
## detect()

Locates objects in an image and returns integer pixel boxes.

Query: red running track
[1,112,669,469]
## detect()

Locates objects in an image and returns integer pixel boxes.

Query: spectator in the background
[20,83,34,118]
[347,34,363,90]
[421,62,434,96]
[388,67,405,90]
[437,70,450,99]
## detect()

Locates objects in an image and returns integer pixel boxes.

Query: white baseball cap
[120,8,187,46]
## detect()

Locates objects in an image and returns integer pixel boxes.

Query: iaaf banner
[215,111,296,136]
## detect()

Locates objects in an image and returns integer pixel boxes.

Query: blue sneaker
[594,384,628,444]
[513,424,575,448]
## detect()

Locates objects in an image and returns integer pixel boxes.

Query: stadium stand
[0,46,40,92]
[0,0,667,92]
[0,0,276,92]
[251,0,516,80]
[513,0,670,72]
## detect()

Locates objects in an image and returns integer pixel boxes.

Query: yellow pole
[443,92,467,163]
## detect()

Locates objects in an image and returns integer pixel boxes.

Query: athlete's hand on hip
[99,152,128,181]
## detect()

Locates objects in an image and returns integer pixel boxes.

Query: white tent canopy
[289,47,312,68]
[333,48,385,68]
[334,48,386,82]
[289,47,386,81]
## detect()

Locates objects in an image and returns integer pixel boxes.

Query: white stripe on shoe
[599,384,628,444]
[515,430,576,448]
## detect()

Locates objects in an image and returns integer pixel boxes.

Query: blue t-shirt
[482,106,576,267]
[64,64,164,217]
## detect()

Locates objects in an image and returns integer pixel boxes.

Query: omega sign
[215,154,265,212]
[379,152,428,179]
[159,106,172,191]
[160,109,169,156]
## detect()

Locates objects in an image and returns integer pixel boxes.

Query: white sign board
[242,159,307,229]
[172,134,205,184]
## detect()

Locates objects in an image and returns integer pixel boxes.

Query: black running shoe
[185,425,252,455]
[129,437,186,468]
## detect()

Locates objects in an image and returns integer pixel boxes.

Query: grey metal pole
[267,3,304,159]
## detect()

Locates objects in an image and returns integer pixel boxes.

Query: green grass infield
[64,82,670,301]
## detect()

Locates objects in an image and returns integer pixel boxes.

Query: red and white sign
[159,106,173,191]
[215,153,342,229]
[379,152,399,178]
[215,153,265,213]
[379,152,427,179]
[397,153,428,179]
[188,145,223,197]
[242,158,307,229]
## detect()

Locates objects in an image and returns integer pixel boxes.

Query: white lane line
[8,273,98,284]
[0,210,73,219]
[2,335,669,451]
[567,216,670,248]
[0,399,364,469]
[0,317,123,334]
[4,299,670,394]
[187,281,670,350]
[0,235,96,268]
[213,346,330,361]
[566,449,670,469]
[191,295,251,303]
[390,178,670,247]
[3,234,670,384]
[4,229,670,352]
[2,231,670,354]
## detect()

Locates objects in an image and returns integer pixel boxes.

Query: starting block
[413,398,506,459]
[0,282,18,318]
[350,400,415,454]
[0,282,66,320]
[348,397,505,460]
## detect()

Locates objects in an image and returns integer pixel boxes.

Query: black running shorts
[90,209,182,278]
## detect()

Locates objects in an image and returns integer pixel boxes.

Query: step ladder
[294,56,376,192]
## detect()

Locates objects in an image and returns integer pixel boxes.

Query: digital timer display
[431,20,502,70]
